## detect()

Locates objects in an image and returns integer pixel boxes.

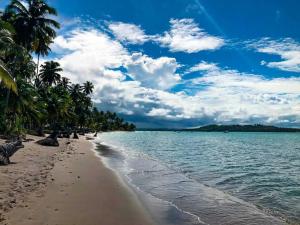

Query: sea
[94,131,300,225]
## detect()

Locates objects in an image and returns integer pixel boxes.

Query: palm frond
[0,64,17,93]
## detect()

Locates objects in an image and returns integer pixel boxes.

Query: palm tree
[3,0,60,74]
[70,84,83,100]
[83,81,94,95]
[59,77,71,90]
[3,78,41,135]
[0,21,17,92]
[39,61,62,86]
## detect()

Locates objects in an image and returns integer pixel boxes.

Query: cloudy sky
[2,0,300,128]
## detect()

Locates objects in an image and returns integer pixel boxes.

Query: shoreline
[94,136,290,225]
[0,135,155,225]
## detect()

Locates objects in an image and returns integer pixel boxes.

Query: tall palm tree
[3,0,60,74]
[39,61,62,86]
[0,21,17,92]
[83,81,94,95]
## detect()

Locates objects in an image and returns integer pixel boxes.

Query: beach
[0,135,155,225]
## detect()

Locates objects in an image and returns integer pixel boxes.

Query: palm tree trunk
[3,88,11,125]
[36,53,40,76]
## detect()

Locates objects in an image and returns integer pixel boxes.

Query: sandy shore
[0,135,155,225]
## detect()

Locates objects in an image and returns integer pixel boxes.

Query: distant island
[185,124,300,132]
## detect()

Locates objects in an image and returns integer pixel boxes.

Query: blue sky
[2,0,300,128]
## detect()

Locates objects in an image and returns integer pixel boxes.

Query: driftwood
[36,132,59,147]
[0,140,24,165]
[86,137,94,140]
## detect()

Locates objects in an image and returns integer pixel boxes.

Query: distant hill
[185,124,300,132]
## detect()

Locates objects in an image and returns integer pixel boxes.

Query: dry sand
[0,135,155,225]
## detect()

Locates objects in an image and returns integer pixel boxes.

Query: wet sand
[0,135,155,225]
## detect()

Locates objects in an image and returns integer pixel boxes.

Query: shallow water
[96,131,300,224]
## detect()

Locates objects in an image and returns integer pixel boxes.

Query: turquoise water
[97,131,300,224]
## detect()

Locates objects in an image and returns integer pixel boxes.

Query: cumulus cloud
[156,18,224,53]
[52,29,129,84]
[50,24,300,128]
[96,62,300,126]
[52,28,181,90]
[108,22,150,44]
[248,38,300,72]
[126,53,181,90]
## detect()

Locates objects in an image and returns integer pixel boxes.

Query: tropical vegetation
[0,0,136,138]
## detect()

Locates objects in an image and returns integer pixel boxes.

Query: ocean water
[95,131,300,225]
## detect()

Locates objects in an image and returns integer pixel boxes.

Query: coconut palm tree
[83,81,94,95]
[39,61,62,86]
[3,0,60,73]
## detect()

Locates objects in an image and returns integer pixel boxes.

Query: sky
[1,0,300,128]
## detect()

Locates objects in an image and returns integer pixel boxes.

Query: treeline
[185,124,300,132]
[0,0,135,137]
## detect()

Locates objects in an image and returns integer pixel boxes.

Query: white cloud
[52,29,130,84]
[50,25,300,127]
[156,18,224,53]
[108,22,150,44]
[107,19,225,53]
[186,61,218,73]
[147,108,172,117]
[248,38,300,72]
[126,53,181,90]
[185,64,300,123]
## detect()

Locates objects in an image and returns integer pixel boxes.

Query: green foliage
[0,22,17,92]
[0,0,136,136]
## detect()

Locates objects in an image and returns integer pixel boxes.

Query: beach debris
[36,132,59,147]
[0,140,24,165]
[86,137,94,140]
[23,138,34,142]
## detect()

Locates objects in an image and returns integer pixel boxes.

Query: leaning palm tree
[39,61,62,86]
[3,0,60,74]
